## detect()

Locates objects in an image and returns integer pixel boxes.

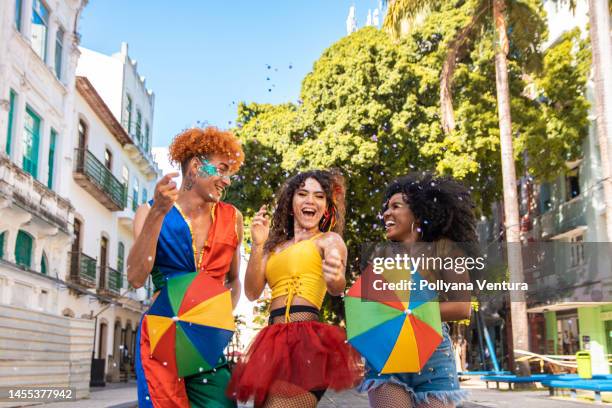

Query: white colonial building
[0,0,160,399]
[0,0,93,399]
[60,43,160,384]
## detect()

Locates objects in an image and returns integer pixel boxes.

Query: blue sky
[79,1,384,148]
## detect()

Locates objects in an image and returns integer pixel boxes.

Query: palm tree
[491,0,530,375]
[384,0,542,135]
[383,0,533,373]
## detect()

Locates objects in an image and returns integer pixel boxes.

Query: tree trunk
[492,0,530,375]
[440,5,487,134]
[440,49,458,134]
[588,0,612,241]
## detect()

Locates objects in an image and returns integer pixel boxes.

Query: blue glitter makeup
[198,160,220,177]
[196,157,234,181]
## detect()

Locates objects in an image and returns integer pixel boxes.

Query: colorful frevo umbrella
[345,265,442,374]
[145,273,235,378]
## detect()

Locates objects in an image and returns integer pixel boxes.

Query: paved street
[25,378,610,407]
[317,387,606,408]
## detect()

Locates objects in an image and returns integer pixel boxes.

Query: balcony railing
[557,195,587,233]
[107,267,123,295]
[74,148,127,211]
[70,251,97,288]
[535,195,586,238]
[0,156,73,233]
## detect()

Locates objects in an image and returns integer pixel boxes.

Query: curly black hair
[383,172,478,248]
[264,170,346,253]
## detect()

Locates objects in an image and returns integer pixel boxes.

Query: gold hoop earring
[411,221,423,239]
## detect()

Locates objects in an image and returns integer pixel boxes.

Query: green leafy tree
[555,0,612,241]
[225,11,589,323]
[517,28,590,178]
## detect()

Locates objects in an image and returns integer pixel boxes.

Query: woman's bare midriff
[269,294,318,311]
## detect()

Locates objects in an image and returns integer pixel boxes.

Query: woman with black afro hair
[358,172,478,408]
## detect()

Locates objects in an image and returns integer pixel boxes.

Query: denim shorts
[358,323,469,405]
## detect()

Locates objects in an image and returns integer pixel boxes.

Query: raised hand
[251,205,270,246]
[152,172,180,214]
[323,247,344,286]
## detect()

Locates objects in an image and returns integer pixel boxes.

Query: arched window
[78,119,87,149]
[0,231,5,259]
[132,178,139,211]
[98,321,108,359]
[76,120,88,172]
[23,106,41,178]
[15,230,33,268]
[117,242,125,273]
[125,95,133,134]
[30,0,49,60]
[41,251,48,275]
[135,110,142,143]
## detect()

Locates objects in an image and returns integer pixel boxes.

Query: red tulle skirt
[227,320,363,404]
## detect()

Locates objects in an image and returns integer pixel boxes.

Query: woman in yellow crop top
[227,170,362,407]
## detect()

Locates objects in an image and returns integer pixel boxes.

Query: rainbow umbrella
[145,273,235,378]
[345,265,442,374]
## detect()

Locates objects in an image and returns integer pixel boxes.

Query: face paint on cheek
[197,159,220,178]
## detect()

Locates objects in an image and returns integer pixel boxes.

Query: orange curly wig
[168,127,244,174]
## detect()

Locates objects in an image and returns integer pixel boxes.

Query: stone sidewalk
[28,379,607,407]
[12,383,137,408]
[316,388,607,408]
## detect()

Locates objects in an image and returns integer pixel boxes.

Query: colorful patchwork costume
[136,201,238,408]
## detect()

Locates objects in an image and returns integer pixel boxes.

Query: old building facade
[0,0,160,396]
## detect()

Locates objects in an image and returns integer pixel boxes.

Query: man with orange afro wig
[128,127,244,407]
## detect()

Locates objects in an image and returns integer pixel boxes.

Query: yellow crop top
[265,234,326,322]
